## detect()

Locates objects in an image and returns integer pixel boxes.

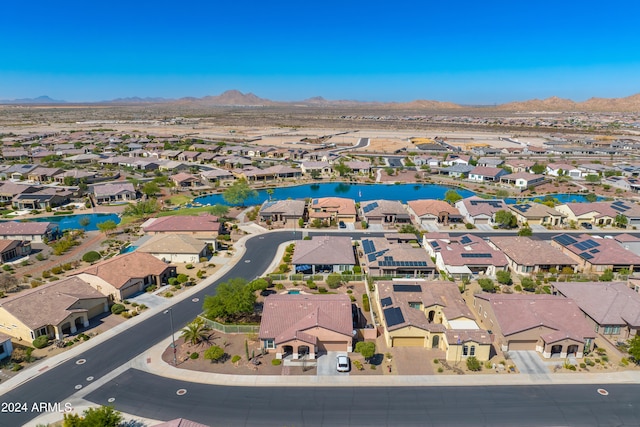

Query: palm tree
[180,319,211,345]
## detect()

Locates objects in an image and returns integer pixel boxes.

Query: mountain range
[2,90,640,112]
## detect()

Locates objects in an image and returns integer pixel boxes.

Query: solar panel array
[431,241,440,248]
[380,296,393,307]
[574,239,600,251]
[380,260,429,267]
[460,236,472,244]
[580,252,594,260]
[362,202,379,213]
[393,284,423,293]
[470,200,503,208]
[612,200,630,212]
[554,234,578,246]
[362,239,376,254]
[511,204,531,213]
[383,307,405,327]
[460,253,492,258]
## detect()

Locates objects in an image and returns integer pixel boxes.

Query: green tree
[202,278,256,322]
[531,163,546,174]
[355,341,376,363]
[248,278,269,292]
[478,278,497,293]
[518,227,533,236]
[628,334,640,362]
[298,217,304,227]
[600,269,614,282]
[210,203,230,218]
[334,162,352,177]
[494,210,517,229]
[585,174,600,185]
[585,193,598,202]
[204,345,225,362]
[97,220,117,236]
[122,199,160,217]
[63,406,123,427]
[466,356,482,371]
[142,181,160,197]
[444,190,462,204]
[520,277,536,291]
[496,270,512,286]
[180,319,210,345]
[266,188,274,200]
[78,216,91,227]
[223,179,257,206]
[615,214,629,228]
[495,189,509,199]
[326,273,343,289]
[309,169,321,179]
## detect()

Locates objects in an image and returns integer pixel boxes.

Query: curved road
[2,230,640,426]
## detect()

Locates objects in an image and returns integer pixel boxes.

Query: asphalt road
[85,370,640,427]
[3,229,640,426]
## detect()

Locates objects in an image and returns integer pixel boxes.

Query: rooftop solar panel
[380,297,393,307]
[367,254,377,262]
[460,236,472,244]
[461,253,492,258]
[590,249,600,254]
[393,284,422,293]
[584,239,600,248]
[581,252,594,260]
[383,307,405,327]
[554,234,577,246]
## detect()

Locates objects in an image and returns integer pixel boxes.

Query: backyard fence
[198,315,260,334]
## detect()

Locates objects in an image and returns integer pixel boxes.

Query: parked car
[336,354,350,372]
[339,221,346,229]
[581,222,593,229]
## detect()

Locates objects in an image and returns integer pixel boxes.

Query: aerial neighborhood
[2,123,640,426]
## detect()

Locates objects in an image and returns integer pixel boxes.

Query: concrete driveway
[509,351,550,378]
[317,351,348,376]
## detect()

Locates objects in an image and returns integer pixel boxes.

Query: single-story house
[171,172,202,188]
[551,233,640,274]
[0,332,13,360]
[141,214,221,243]
[73,252,176,301]
[361,237,435,277]
[300,161,332,177]
[259,200,306,226]
[92,182,137,205]
[474,293,595,358]
[375,279,491,362]
[136,234,210,264]
[499,172,547,190]
[292,235,356,274]
[546,163,582,178]
[0,239,31,263]
[488,236,577,276]
[455,197,506,226]
[468,166,507,182]
[407,200,462,228]
[508,203,566,226]
[200,168,236,186]
[440,164,474,178]
[0,277,109,342]
[11,188,72,210]
[552,281,640,340]
[308,197,357,225]
[359,200,410,225]
[0,221,58,243]
[259,294,353,359]
[555,201,640,228]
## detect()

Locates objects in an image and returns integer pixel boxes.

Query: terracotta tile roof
[561,202,640,218]
[552,233,640,265]
[0,221,54,236]
[259,200,306,217]
[445,329,492,345]
[509,203,565,219]
[292,236,355,266]
[475,293,595,341]
[170,172,199,183]
[0,277,106,329]
[258,294,352,341]
[92,182,135,197]
[142,214,221,233]
[407,199,459,217]
[309,197,356,216]
[553,281,640,327]
[489,236,577,267]
[427,234,508,268]
[137,234,206,255]
[73,252,171,289]
[470,166,505,177]
[457,196,506,217]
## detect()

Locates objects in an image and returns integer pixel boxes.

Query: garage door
[319,341,347,352]
[508,340,536,351]
[475,218,489,225]
[392,337,425,347]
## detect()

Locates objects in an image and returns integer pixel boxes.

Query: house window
[463,345,469,356]
[470,346,476,356]
[603,326,621,335]
[265,339,275,349]
[408,302,421,310]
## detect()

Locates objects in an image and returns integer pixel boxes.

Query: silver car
[336,355,350,372]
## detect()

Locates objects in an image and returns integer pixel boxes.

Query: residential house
[412,155,440,168]
[361,237,435,277]
[0,333,12,360]
[440,164,474,178]
[499,172,547,190]
[488,236,577,276]
[54,169,98,185]
[0,182,38,204]
[359,200,410,226]
[455,197,506,226]
[12,187,72,210]
[407,199,462,228]
[546,163,582,178]
[345,160,371,175]
[26,167,63,183]
[239,165,301,181]
[0,277,109,341]
[73,252,176,301]
[177,151,201,162]
[476,157,504,168]
[442,154,471,166]
[552,281,640,340]
[0,239,31,263]
[259,294,353,360]
[509,203,566,226]
[141,214,221,244]
[92,182,137,204]
[136,234,210,264]
[308,197,357,225]
[555,201,640,228]
[468,166,507,183]
[171,172,202,188]
[0,221,58,243]
[474,293,595,358]
[424,233,508,278]
[551,233,640,274]
[291,236,355,274]
[200,168,236,186]
[1,164,38,180]
[504,159,535,173]
[375,279,491,362]
[300,161,332,177]
[259,200,306,227]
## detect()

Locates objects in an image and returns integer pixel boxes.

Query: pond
[194,182,603,206]
[12,213,121,232]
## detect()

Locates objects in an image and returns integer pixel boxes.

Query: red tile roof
[142,214,220,233]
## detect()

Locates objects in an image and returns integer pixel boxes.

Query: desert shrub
[433,359,439,364]
[185,264,194,270]
[466,356,482,371]
[362,294,370,312]
[437,367,444,373]
[82,251,101,263]
[41,270,51,279]
[190,352,199,360]
[33,335,49,349]
[122,312,132,318]
[51,266,63,275]
[164,292,174,298]
[31,280,43,288]
[465,222,475,229]
[580,363,586,369]
[353,360,364,370]
[145,285,157,292]
[317,287,327,293]
[349,295,356,302]
[177,274,189,284]
[168,277,178,286]
[62,263,73,271]
[36,253,46,261]
[11,363,23,372]
[271,359,282,366]
[197,270,205,279]
[111,304,126,315]
[567,364,576,371]
[232,355,241,363]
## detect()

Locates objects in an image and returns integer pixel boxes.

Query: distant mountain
[105,96,170,104]
[496,94,640,112]
[178,90,276,106]
[0,95,67,104]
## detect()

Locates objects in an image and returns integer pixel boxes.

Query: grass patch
[52,211,74,215]
[157,206,216,217]
[167,194,192,205]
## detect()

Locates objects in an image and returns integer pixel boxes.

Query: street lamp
[164,308,177,366]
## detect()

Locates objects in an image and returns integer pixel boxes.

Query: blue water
[15,213,121,232]
[288,290,301,295]
[194,182,603,206]
[120,245,137,254]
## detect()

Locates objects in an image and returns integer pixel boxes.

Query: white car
[336,355,350,372]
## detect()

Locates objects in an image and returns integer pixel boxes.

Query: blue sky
[1,0,639,103]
